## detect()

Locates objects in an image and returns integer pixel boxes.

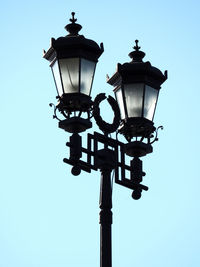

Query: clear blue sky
[0,0,200,266]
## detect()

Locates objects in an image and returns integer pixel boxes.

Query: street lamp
[44,12,103,133]
[107,40,167,142]
[44,12,167,267]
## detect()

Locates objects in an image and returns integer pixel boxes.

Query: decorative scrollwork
[149,126,163,144]
[93,93,121,134]
[49,103,62,121]
[49,101,92,122]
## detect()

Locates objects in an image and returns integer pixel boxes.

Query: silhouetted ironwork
[44,11,167,267]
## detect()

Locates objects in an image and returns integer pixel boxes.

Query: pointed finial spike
[129,39,145,62]
[65,11,82,35]
[134,40,141,51]
[70,12,77,23]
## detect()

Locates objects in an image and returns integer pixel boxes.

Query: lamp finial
[65,11,82,36]
[134,40,141,51]
[129,39,145,62]
[70,12,77,23]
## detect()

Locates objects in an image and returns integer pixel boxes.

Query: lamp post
[44,12,167,267]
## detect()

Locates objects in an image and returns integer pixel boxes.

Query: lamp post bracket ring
[93,93,120,134]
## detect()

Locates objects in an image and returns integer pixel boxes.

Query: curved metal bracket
[49,102,92,122]
[149,126,164,144]
[93,93,121,135]
[49,103,62,121]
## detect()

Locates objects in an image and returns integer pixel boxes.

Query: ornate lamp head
[44,12,104,133]
[107,40,167,142]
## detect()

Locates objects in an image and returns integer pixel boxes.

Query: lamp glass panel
[143,86,158,121]
[59,58,79,93]
[115,87,125,120]
[51,60,63,97]
[124,83,144,117]
[80,59,96,96]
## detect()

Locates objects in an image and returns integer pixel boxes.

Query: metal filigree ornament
[149,125,164,144]
[44,13,168,267]
[49,96,93,133]
[45,13,167,202]
[93,93,121,135]
[49,97,93,122]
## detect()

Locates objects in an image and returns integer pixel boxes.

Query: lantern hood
[107,40,167,89]
[43,12,104,63]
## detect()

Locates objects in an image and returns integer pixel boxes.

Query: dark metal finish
[63,131,150,199]
[93,94,121,134]
[118,117,156,141]
[125,141,153,157]
[107,40,167,141]
[99,162,113,267]
[59,117,92,133]
[49,94,93,133]
[107,40,167,90]
[65,12,82,36]
[43,12,104,64]
[96,148,116,267]
[57,93,93,113]
[44,13,167,267]
[129,39,146,62]
[44,12,104,121]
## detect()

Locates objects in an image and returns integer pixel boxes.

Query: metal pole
[99,167,112,267]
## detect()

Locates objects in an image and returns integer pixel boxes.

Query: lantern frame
[107,40,167,140]
[44,14,168,267]
[43,12,104,113]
